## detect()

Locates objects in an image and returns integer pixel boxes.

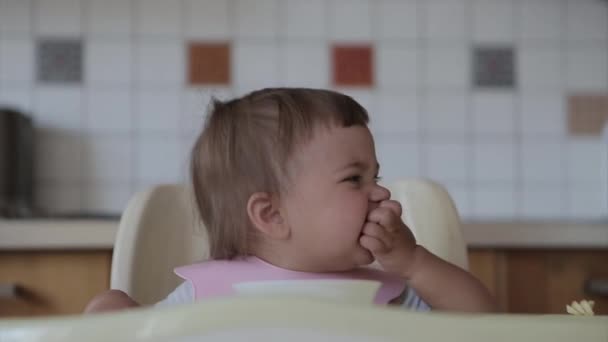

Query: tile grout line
[513,0,523,219]
[80,0,88,212]
[178,0,187,185]
[560,0,570,220]
[465,0,475,219]
[416,0,427,181]
[130,0,139,195]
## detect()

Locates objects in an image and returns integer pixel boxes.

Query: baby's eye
[374,175,383,183]
[343,175,362,183]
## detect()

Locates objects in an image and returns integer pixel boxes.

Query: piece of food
[566,300,595,316]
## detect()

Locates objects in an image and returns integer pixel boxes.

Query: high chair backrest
[111,184,209,305]
[388,179,468,270]
[111,179,467,305]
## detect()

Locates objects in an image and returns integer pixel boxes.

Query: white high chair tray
[0,297,606,342]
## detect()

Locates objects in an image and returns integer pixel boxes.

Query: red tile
[188,42,231,85]
[332,44,373,87]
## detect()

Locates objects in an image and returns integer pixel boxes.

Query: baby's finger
[362,222,393,250]
[367,207,401,231]
[379,200,403,218]
[359,235,390,254]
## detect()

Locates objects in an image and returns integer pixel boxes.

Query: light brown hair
[190,88,369,259]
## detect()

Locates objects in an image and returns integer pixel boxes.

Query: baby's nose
[368,184,390,211]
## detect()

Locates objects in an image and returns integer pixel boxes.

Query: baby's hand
[359,200,418,278]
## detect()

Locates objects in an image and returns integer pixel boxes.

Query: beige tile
[567,94,608,136]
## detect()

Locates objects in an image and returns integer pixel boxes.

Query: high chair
[1,297,607,342]
[2,180,607,341]
[110,179,468,305]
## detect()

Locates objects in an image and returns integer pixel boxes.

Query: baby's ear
[246,192,289,240]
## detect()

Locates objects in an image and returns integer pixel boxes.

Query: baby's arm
[360,200,497,313]
[402,246,497,312]
[84,281,193,313]
[84,289,140,313]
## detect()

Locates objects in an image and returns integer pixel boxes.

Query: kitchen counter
[463,221,608,248]
[0,219,118,250]
[1,219,608,250]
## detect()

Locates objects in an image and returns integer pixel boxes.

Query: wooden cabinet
[468,249,608,315]
[0,251,112,317]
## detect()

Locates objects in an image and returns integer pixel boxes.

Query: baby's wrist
[400,245,428,280]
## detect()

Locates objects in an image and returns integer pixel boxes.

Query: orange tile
[188,42,230,85]
[567,94,608,136]
[332,45,373,87]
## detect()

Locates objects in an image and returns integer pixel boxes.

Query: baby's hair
[190,88,369,259]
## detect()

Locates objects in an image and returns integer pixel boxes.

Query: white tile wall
[136,136,183,186]
[472,185,517,219]
[376,44,418,89]
[284,0,326,39]
[34,86,83,132]
[372,93,418,136]
[424,0,468,41]
[35,0,81,36]
[519,46,562,90]
[280,42,329,87]
[0,39,34,83]
[472,0,514,43]
[0,0,32,34]
[82,183,132,214]
[375,0,418,41]
[136,41,184,86]
[565,0,608,42]
[424,45,469,89]
[85,88,133,134]
[184,0,231,40]
[567,185,608,220]
[0,0,606,220]
[520,0,562,42]
[472,92,516,137]
[330,0,372,42]
[520,186,566,220]
[473,141,516,183]
[136,0,181,37]
[136,89,180,135]
[86,0,132,37]
[235,0,279,39]
[520,93,566,137]
[441,182,472,218]
[181,87,232,136]
[375,140,421,182]
[423,91,468,140]
[82,136,132,183]
[566,46,608,91]
[425,142,470,184]
[86,40,132,85]
[0,87,33,112]
[234,42,280,89]
[521,141,564,184]
[566,139,607,185]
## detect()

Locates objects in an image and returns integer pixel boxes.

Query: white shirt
[156,281,431,311]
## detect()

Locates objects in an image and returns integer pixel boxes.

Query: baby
[86,88,497,313]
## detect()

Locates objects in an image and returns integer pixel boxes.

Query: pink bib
[175,257,406,305]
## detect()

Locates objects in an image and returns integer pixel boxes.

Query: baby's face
[280,124,390,272]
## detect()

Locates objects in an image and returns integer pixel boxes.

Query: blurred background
[0,0,606,220]
[0,0,607,317]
